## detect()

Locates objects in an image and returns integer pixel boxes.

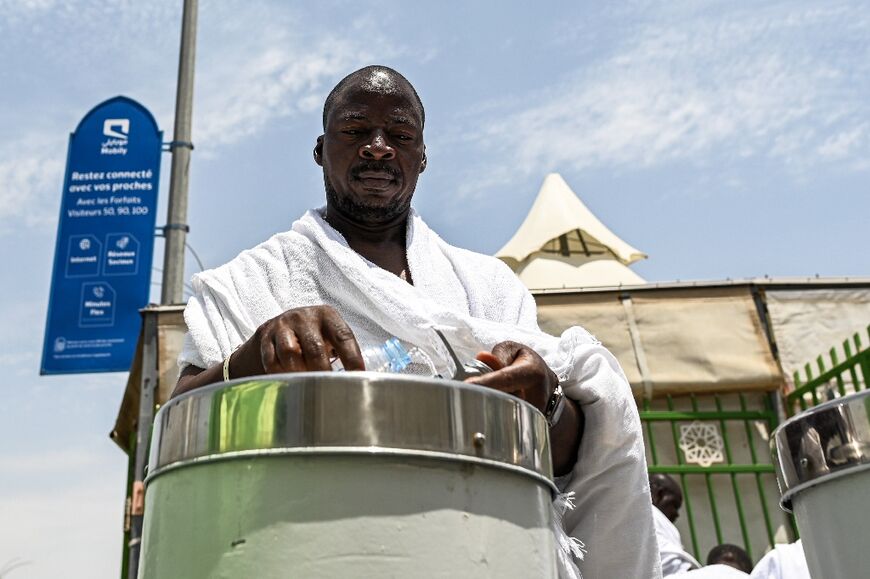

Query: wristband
[544,384,566,428]
[222,351,233,382]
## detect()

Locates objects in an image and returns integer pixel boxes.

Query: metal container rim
[772,389,870,505]
[148,372,554,485]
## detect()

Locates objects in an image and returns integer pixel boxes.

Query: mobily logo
[101,118,129,155]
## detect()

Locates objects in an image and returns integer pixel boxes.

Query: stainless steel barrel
[139,373,558,578]
[772,389,870,579]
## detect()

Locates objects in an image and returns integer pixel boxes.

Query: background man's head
[707,544,753,573]
[649,473,683,523]
[315,65,427,224]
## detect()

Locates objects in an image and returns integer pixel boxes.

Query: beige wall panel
[765,289,870,389]
[536,288,781,397]
[535,293,641,387]
[632,291,780,394]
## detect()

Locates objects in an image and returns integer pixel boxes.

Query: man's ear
[314,136,324,166]
[420,148,427,173]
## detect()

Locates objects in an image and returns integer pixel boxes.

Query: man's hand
[173,305,363,398]
[465,341,557,414]
[240,305,364,375]
[466,340,583,477]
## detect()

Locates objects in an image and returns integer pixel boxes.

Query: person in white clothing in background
[749,540,811,579]
[679,544,752,578]
[650,473,702,575]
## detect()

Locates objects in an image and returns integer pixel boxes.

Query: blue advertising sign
[41,96,162,374]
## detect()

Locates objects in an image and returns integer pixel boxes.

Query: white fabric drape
[680,564,749,578]
[749,541,811,579]
[652,505,701,576]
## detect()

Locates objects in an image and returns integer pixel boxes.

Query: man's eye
[343,129,361,135]
[394,134,413,141]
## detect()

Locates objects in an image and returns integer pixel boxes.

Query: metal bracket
[156,223,190,237]
[162,140,195,152]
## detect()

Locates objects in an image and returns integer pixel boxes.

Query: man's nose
[359,132,395,160]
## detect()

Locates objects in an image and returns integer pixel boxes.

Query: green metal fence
[640,392,794,563]
[788,324,870,415]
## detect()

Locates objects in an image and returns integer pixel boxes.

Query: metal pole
[161,0,198,305]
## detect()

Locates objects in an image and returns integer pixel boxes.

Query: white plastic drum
[139,373,558,578]
[772,389,870,579]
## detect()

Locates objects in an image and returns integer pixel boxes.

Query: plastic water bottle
[331,337,436,375]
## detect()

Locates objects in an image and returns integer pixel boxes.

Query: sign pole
[161,0,198,305]
[126,1,198,574]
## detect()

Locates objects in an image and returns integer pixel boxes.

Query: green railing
[788,324,870,415]
[640,392,793,563]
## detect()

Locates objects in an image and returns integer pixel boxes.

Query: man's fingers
[475,351,504,371]
[274,329,305,372]
[465,362,531,395]
[466,344,553,412]
[490,341,523,369]
[322,315,364,370]
[297,329,332,371]
[260,331,279,373]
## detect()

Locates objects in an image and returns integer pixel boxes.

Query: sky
[1,1,868,576]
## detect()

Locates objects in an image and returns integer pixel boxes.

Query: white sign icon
[103,118,130,140]
[79,238,91,251]
[93,286,105,299]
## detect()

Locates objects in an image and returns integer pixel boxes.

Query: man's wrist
[544,383,566,428]
[223,342,256,381]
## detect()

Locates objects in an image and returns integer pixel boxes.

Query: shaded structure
[496,173,646,290]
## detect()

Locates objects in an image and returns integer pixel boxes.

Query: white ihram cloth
[180,208,661,579]
[749,541,810,579]
[681,565,749,578]
[652,505,701,576]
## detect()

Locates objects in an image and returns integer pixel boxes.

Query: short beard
[324,174,412,224]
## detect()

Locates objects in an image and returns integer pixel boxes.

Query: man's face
[653,488,683,523]
[316,80,426,224]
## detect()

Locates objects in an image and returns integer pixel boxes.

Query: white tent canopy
[514,256,645,290]
[496,173,647,290]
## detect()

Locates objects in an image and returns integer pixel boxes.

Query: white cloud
[0,3,398,228]
[817,124,869,160]
[0,448,106,474]
[0,464,125,579]
[191,10,395,153]
[0,138,65,231]
[0,0,56,13]
[457,2,870,197]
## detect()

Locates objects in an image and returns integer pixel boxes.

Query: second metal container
[772,389,870,579]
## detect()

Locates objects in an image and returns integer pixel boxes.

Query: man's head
[315,65,426,225]
[707,544,753,573]
[649,473,683,523]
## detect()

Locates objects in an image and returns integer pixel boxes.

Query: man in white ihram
[749,541,811,579]
[174,65,661,579]
[649,473,704,576]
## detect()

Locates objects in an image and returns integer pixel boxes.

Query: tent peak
[496,173,647,266]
